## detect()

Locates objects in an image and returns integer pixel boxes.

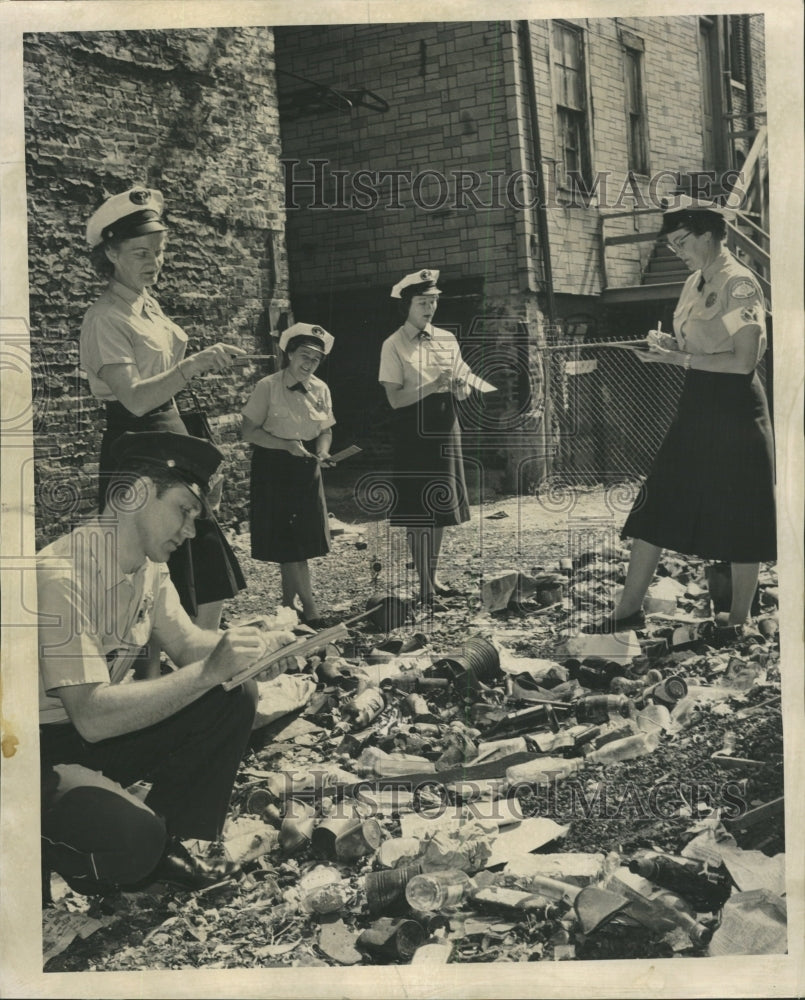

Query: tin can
[334,817,383,861]
[357,918,425,961]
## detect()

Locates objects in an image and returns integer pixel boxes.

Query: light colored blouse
[38,519,193,725]
[241,369,335,442]
[378,322,470,393]
[80,279,188,401]
[673,249,766,357]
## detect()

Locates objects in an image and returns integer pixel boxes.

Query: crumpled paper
[253,673,318,729]
[419,820,495,873]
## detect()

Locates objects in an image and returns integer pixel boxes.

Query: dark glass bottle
[469,886,562,921]
[639,674,688,710]
[627,850,733,912]
[574,694,633,725]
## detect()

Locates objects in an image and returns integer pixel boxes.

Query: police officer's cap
[86,187,167,248]
[278,322,334,355]
[111,431,223,502]
[391,268,442,299]
[660,194,737,222]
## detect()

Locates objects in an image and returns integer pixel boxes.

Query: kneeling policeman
[38,431,290,895]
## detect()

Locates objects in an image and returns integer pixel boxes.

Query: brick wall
[24,27,288,546]
[529,16,708,295]
[275,16,753,311]
[275,21,550,493]
[275,21,530,304]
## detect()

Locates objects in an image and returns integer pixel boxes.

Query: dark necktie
[697,275,706,293]
[417,329,431,341]
[288,382,308,394]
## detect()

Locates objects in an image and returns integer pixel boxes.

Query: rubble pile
[44,534,785,971]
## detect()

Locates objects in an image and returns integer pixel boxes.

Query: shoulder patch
[729,278,759,300]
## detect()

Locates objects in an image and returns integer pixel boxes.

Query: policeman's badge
[730,278,757,299]
[420,269,432,280]
[129,188,151,206]
[136,591,154,624]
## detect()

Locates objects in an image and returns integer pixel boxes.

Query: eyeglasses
[667,232,694,256]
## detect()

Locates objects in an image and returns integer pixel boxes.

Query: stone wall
[23,27,288,545]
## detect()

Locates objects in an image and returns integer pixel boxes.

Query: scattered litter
[708,890,787,956]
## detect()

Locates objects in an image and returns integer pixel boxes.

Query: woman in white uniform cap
[80,185,247,631]
[241,323,336,626]
[590,196,776,634]
[379,269,471,610]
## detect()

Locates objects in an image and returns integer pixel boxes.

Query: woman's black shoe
[301,617,325,630]
[583,609,646,634]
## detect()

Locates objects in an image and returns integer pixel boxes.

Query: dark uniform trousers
[40,680,258,894]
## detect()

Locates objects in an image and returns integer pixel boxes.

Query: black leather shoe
[301,617,325,629]
[139,840,230,892]
[700,619,744,649]
[583,609,646,634]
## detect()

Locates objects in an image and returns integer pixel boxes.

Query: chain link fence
[541,341,768,492]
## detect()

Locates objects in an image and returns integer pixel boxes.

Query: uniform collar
[699,247,731,287]
[282,369,318,392]
[403,320,431,341]
[108,278,154,312]
[80,517,149,590]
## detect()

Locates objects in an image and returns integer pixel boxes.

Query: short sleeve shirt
[80,280,188,401]
[38,518,195,725]
[673,249,767,356]
[379,323,467,392]
[241,370,335,441]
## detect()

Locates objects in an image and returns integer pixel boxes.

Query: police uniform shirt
[38,519,196,726]
[672,249,767,356]
[241,370,335,442]
[80,279,188,401]
[379,323,470,393]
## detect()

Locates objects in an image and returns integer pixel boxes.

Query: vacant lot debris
[45,520,783,971]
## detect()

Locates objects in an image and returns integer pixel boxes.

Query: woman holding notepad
[378,269,472,612]
[589,197,776,634]
[79,185,246,630]
[241,323,336,627]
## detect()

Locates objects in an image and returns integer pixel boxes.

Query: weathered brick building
[24,16,768,542]
[24,27,289,544]
[275,15,768,498]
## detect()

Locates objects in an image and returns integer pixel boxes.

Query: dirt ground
[42,482,784,972]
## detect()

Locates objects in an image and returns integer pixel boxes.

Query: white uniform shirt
[379,323,469,393]
[241,370,335,441]
[38,518,195,725]
[673,249,767,357]
[80,280,188,401]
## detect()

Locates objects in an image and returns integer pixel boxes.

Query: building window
[552,21,592,190]
[624,45,648,175]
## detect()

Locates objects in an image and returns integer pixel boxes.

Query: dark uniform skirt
[99,400,246,616]
[622,369,776,563]
[250,445,330,563]
[388,392,470,528]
